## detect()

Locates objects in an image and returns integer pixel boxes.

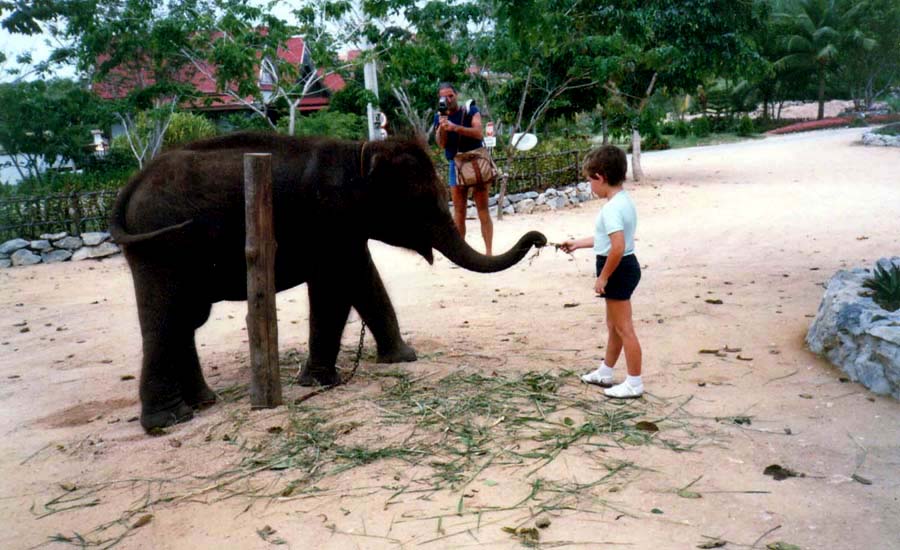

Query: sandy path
[1,127,898,549]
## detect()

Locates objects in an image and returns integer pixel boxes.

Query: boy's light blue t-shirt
[594,190,637,256]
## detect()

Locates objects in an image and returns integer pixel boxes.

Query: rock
[533,204,552,213]
[502,205,515,216]
[29,239,52,251]
[544,188,558,197]
[0,259,10,268]
[515,198,536,214]
[862,132,900,147]
[40,232,68,241]
[577,191,594,203]
[524,191,539,200]
[41,249,73,263]
[81,232,110,246]
[577,182,590,192]
[0,238,30,255]
[535,193,547,206]
[11,248,42,266]
[71,242,120,261]
[53,236,84,250]
[806,257,900,400]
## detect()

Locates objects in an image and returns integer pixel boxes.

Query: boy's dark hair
[438,82,458,93]
[582,145,627,186]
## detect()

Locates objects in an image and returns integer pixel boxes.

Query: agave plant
[863,263,900,312]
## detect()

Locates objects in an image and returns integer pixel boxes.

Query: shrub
[639,134,670,151]
[874,123,900,136]
[863,263,900,312]
[674,120,690,138]
[277,110,366,140]
[737,115,755,137]
[886,95,900,114]
[660,121,677,135]
[691,117,711,137]
[163,112,217,148]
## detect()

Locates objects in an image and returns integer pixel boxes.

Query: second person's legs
[471,184,493,256]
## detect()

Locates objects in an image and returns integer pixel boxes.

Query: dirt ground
[2,127,899,550]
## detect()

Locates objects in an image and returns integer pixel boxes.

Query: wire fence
[1,148,590,242]
[0,190,119,242]
[436,148,590,194]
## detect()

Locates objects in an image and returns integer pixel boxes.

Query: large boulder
[806,257,900,399]
[11,248,41,266]
[0,238,30,255]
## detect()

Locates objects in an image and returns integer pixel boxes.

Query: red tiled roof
[93,34,345,111]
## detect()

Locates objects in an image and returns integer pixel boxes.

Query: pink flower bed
[769,114,900,135]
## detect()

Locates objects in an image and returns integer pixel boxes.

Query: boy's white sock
[626,375,643,388]
[597,362,615,378]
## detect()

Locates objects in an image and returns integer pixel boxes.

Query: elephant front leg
[298,280,352,386]
[352,252,417,364]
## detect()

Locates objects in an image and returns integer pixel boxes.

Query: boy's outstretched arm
[559,237,593,253]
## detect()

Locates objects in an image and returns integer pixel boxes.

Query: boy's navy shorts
[596,254,641,301]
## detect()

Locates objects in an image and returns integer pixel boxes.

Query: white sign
[484,136,497,148]
[485,122,495,137]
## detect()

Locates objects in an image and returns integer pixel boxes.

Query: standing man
[435,82,492,256]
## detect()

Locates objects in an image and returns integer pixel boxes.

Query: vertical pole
[244,153,282,409]
[364,60,381,141]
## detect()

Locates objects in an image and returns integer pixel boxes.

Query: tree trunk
[817,69,826,120]
[631,128,644,182]
[602,116,609,145]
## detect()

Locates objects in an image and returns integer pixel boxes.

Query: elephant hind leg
[131,262,214,431]
[178,301,217,409]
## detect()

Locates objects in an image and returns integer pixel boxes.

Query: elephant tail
[108,175,194,246]
[109,218,194,245]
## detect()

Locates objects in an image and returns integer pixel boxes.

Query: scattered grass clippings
[35,360,715,547]
[697,540,726,548]
[767,543,801,550]
[851,474,873,485]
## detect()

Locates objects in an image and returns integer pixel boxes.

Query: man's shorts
[595,254,641,301]
[447,161,458,187]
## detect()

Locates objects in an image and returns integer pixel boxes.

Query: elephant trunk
[432,221,547,273]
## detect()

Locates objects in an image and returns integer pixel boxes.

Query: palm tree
[773,0,864,119]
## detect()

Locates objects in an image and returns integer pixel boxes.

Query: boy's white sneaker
[604,380,643,399]
[581,367,614,387]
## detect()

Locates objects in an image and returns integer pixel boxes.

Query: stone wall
[861,131,900,147]
[0,232,120,268]
[806,257,900,400]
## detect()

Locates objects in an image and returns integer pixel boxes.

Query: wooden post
[244,153,282,409]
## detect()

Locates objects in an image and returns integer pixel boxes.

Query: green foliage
[0,79,111,183]
[874,123,900,137]
[863,263,900,312]
[221,113,275,133]
[691,117,711,138]
[277,110,366,140]
[640,134,670,151]
[163,112,217,148]
[737,115,756,137]
[886,96,900,114]
[674,120,691,138]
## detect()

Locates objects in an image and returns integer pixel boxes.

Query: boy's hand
[594,276,607,295]
[558,240,577,253]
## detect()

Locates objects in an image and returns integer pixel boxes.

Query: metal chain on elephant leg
[344,321,367,385]
[292,321,367,406]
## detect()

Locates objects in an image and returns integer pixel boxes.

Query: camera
[438,97,449,116]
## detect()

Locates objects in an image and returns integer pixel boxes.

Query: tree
[2,0,208,168]
[0,79,110,184]
[773,0,867,119]
[594,1,765,180]
[835,0,900,109]
[179,0,353,136]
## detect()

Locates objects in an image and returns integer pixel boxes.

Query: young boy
[560,145,644,398]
